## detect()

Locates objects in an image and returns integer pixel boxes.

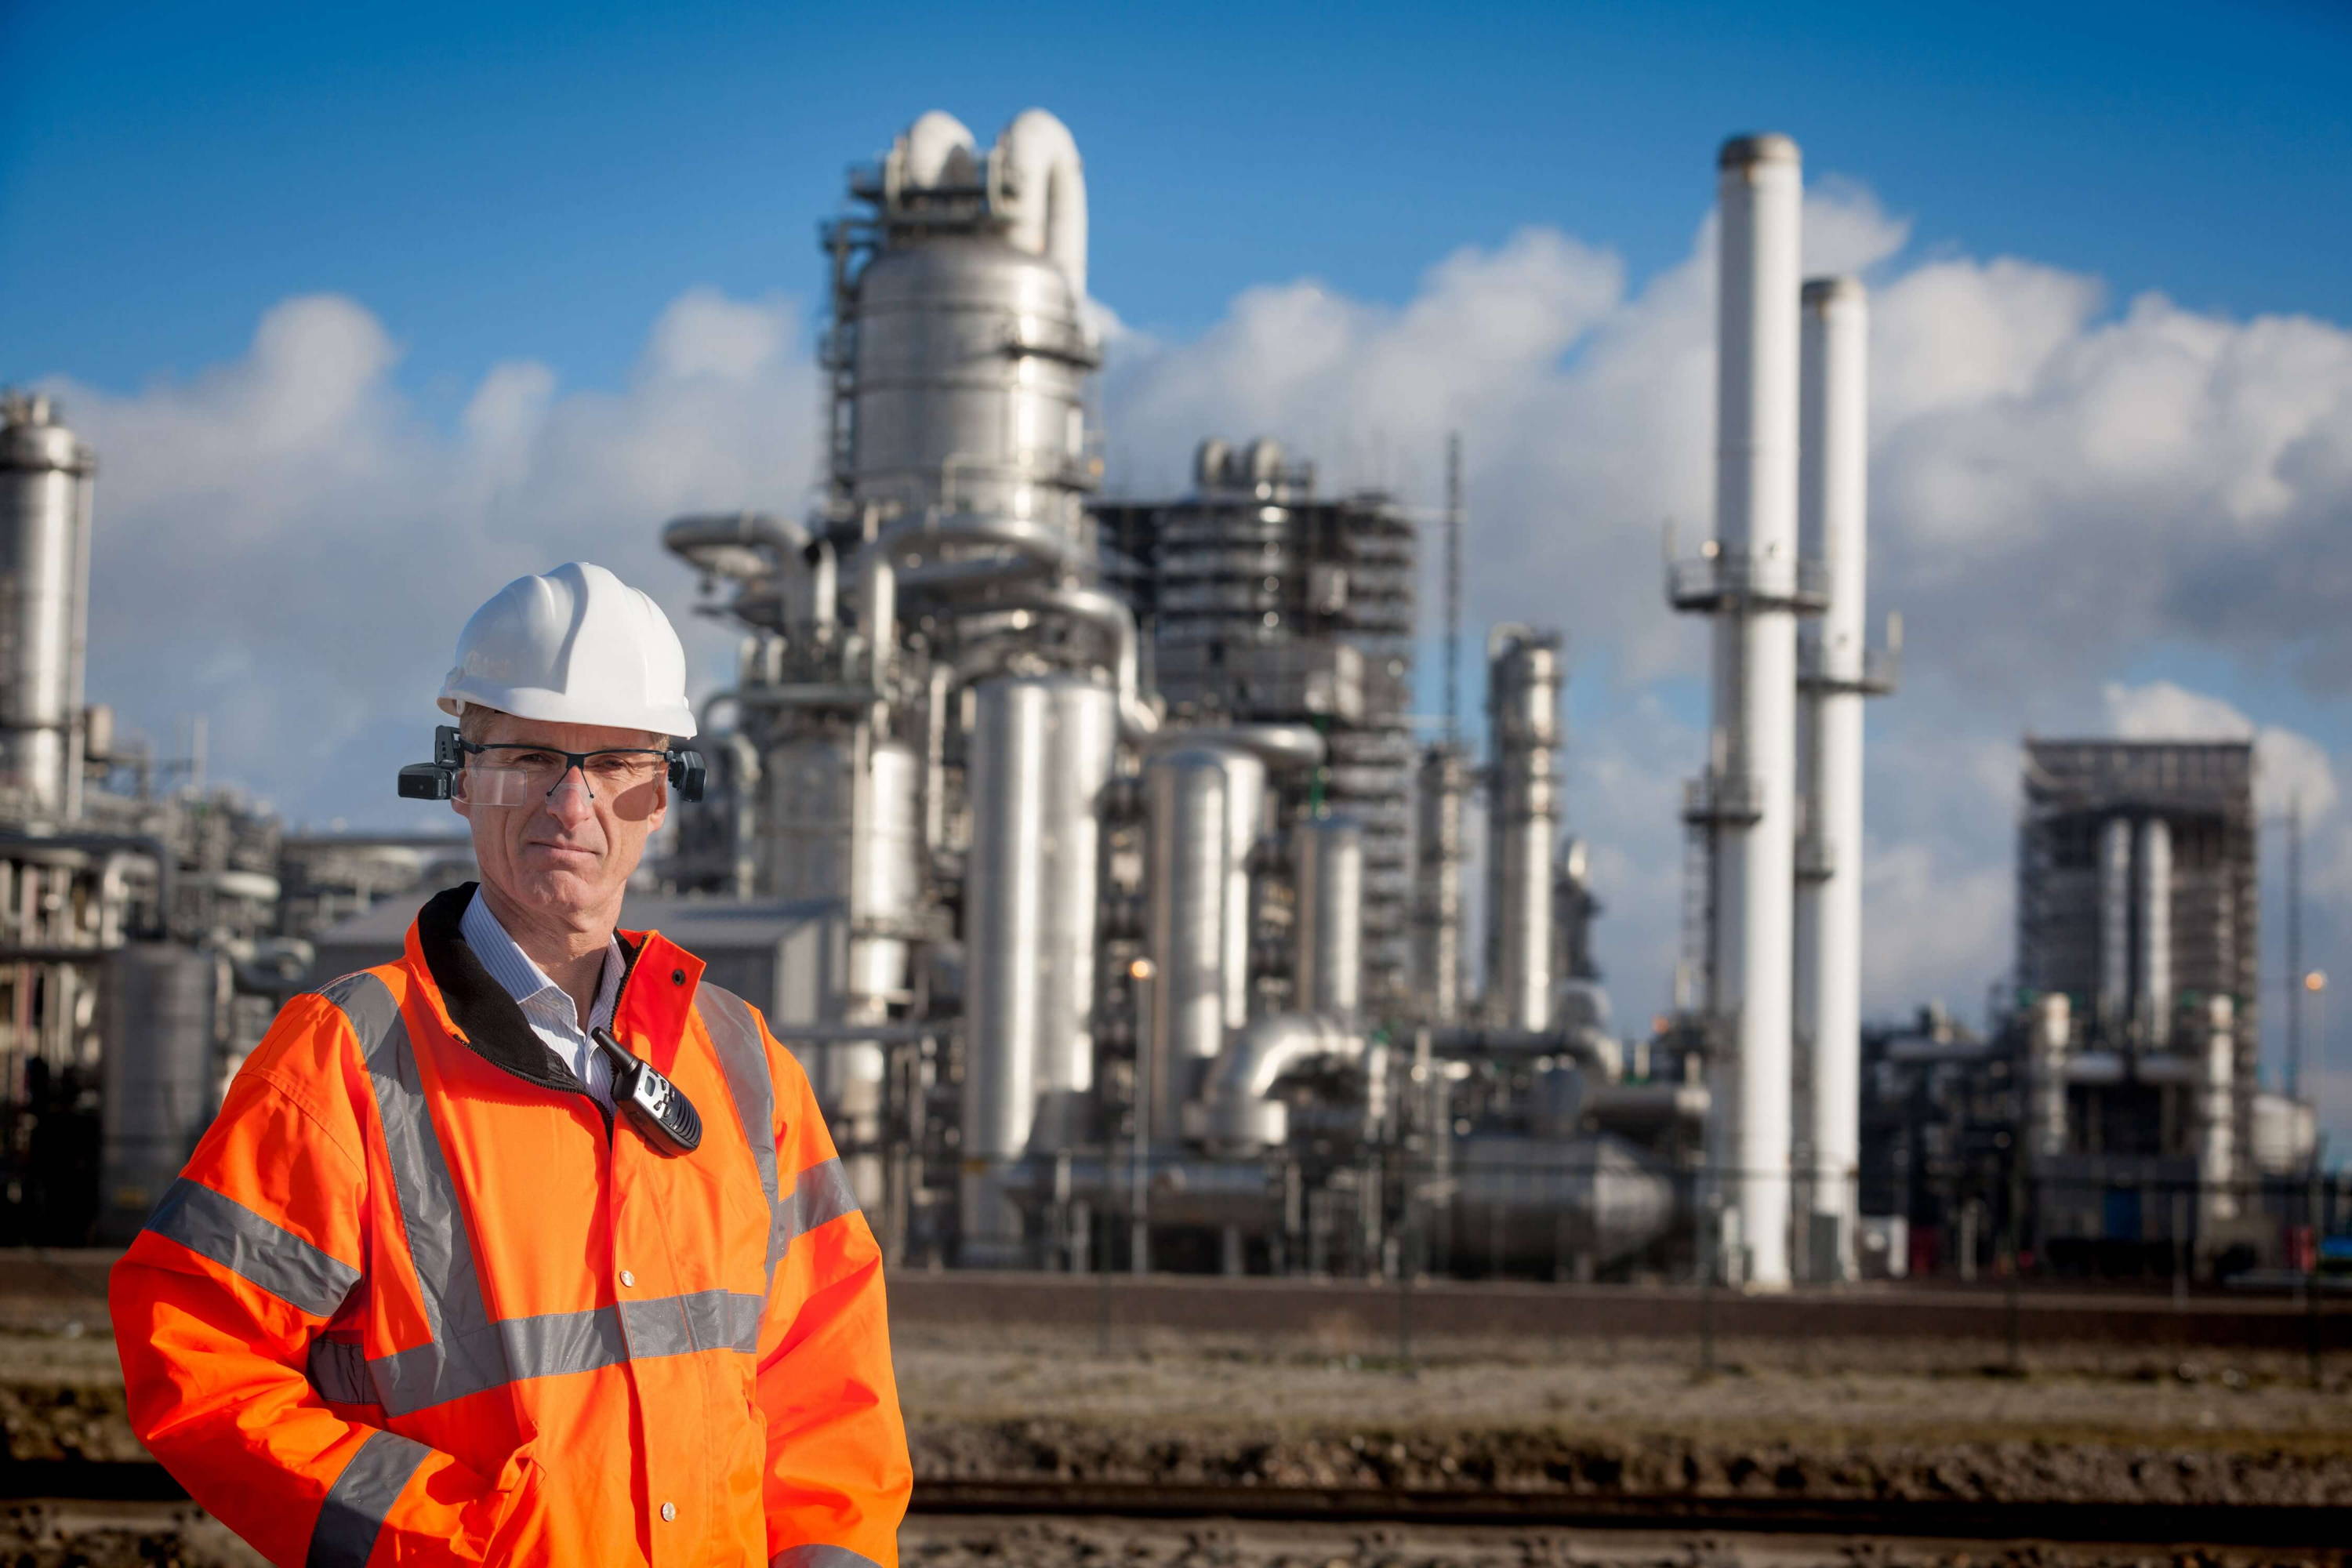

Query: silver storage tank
[0,393,93,819]
[1486,630,1563,1031]
[961,678,1053,1258]
[851,239,1094,536]
[1411,746,1471,1021]
[764,732,915,1203]
[1145,747,1230,1147]
[1033,674,1117,1149]
[1446,1131,1675,1272]
[1293,815,1363,1022]
[99,944,217,1243]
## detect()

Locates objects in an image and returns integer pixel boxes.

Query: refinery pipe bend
[1147,724,1325,772]
[886,511,1081,593]
[662,513,811,582]
[986,582,1160,737]
[1203,1013,1362,1154]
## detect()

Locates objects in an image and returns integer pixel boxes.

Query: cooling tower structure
[1791,276,1896,1284]
[1668,133,1817,1289]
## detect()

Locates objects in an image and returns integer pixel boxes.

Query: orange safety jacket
[109,884,912,1567]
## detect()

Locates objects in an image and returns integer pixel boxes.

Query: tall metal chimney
[1704,132,1805,1288]
[0,391,95,821]
[1793,275,1878,1284]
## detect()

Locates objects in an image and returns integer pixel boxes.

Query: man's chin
[495,864,615,917]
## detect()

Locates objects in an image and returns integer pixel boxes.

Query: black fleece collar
[414,882,645,1103]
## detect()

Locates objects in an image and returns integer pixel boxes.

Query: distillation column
[1706,133,1804,1289]
[1792,276,1871,1283]
[0,394,94,821]
[1486,628,1563,1032]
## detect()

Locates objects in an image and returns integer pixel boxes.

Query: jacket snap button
[619,1270,635,1288]
[671,968,685,985]
[660,1502,677,1523]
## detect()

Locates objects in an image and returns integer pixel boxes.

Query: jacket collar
[408,882,704,1087]
[414,884,599,1095]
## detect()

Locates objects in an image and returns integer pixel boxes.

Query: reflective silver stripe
[368,1290,762,1414]
[307,1338,372,1405]
[776,1156,860,1250]
[325,972,495,1363]
[323,974,763,1414]
[307,1428,428,1568]
[368,1304,619,1415]
[621,1289,767,1358]
[771,1547,883,1568]
[699,984,783,1277]
[145,1178,360,1318]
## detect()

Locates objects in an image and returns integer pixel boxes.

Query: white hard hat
[438,562,698,739]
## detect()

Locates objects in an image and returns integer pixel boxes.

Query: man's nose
[543,768,598,826]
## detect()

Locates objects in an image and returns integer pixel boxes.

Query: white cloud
[53,165,2352,1136]
[2103,679,2339,818]
[60,288,817,822]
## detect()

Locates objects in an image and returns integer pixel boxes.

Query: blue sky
[6,1,2350,408]
[8,0,2352,1139]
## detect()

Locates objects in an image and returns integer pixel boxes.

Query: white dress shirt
[460,887,623,1107]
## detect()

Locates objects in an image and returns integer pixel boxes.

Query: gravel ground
[2,1505,2341,1568]
[891,1323,2352,1507]
[7,1313,2350,1526]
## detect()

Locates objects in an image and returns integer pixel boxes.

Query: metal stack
[1667,136,1900,1288]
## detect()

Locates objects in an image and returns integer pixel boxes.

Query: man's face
[452,710,670,926]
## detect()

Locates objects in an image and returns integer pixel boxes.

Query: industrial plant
[0,112,2333,1288]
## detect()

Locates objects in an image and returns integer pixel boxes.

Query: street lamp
[2307,971,2329,1172]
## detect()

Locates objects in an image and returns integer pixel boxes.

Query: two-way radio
[590,1026,703,1156]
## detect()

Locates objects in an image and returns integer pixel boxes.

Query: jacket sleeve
[108,991,541,1568]
[753,1014,913,1568]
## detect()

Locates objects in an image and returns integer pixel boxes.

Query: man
[111,562,911,1566]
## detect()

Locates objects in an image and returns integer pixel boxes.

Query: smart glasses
[456,742,669,806]
[397,725,707,804]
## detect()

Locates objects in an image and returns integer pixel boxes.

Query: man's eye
[587,755,637,775]
[507,751,561,769]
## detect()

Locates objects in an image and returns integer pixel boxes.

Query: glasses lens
[584,752,666,788]
[456,763,546,807]
[459,747,666,805]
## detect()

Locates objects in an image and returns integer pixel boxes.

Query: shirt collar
[460,886,622,1027]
